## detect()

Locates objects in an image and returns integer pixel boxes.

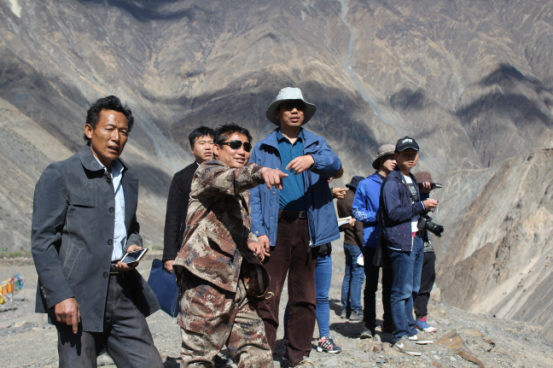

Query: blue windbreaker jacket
[249,128,342,247]
[379,168,426,251]
[352,173,382,248]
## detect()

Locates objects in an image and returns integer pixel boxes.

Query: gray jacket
[31,146,160,332]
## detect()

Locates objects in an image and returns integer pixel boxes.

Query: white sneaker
[409,331,435,345]
[394,335,421,356]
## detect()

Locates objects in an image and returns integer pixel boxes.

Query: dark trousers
[363,246,394,331]
[57,274,163,368]
[414,252,436,318]
[256,215,318,366]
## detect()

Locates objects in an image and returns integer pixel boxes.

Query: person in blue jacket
[249,87,341,368]
[352,143,396,339]
[379,136,438,356]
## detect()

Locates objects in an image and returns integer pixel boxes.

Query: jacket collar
[368,172,383,183]
[259,128,321,150]
[388,167,415,181]
[78,145,129,172]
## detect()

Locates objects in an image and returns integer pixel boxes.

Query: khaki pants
[178,276,272,368]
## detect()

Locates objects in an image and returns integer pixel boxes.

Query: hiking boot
[281,339,289,361]
[291,357,316,367]
[360,329,374,339]
[393,335,421,356]
[416,316,437,333]
[339,309,348,319]
[349,309,363,322]
[317,335,342,354]
[409,331,435,344]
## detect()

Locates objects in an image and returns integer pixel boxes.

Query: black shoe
[360,329,374,339]
[349,310,363,322]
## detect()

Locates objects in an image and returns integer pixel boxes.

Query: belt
[279,210,308,219]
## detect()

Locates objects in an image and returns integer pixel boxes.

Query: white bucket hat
[265,87,317,126]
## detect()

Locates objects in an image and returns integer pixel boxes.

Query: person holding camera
[413,171,441,333]
[379,136,438,356]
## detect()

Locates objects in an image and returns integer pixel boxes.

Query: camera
[418,213,444,237]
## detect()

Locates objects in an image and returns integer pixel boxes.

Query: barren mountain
[433,148,553,343]
[0,0,553,346]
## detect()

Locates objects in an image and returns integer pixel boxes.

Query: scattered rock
[382,343,391,355]
[483,337,495,347]
[432,363,443,368]
[397,363,414,368]
[461,329,484,337]
[436,330,486,368]
[372,343,382,353]
[421,354,432,363]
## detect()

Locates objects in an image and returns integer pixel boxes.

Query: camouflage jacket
[173,160,270,297]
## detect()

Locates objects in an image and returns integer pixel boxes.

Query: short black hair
[188,126,215,148]
[83,95,134,145]
[214,123,253,146]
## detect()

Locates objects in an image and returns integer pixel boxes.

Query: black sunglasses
[281,100,306,111]
[220,140,252,152]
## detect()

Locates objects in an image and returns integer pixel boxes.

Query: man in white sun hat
[249,87,342,368]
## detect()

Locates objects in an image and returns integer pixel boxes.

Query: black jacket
[31,147,160,332]
[163,162,198,261]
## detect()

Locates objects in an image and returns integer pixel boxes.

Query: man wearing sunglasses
[173,123,288,368]
[249,87,342,368]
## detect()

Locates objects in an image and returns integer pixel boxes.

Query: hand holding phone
[115,246,148,272]
[121,247,148,265]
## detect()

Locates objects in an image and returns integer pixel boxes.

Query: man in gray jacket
[31,96,163,368]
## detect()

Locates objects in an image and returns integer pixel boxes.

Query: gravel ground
[1,251,552,368]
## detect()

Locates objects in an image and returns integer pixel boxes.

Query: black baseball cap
[395,136,420,152]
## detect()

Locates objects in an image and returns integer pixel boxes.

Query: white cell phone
[120,248,148,265]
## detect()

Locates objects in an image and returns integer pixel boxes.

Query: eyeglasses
[280,100,306,111]
[220,140,252,152]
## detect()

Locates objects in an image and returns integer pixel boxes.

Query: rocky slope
[432,148,553,343]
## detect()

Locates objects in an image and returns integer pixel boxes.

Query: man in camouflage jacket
[173,123,287,368]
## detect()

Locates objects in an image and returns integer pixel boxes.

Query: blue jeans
[341,244,365,312]
[284,253,333,338]
[387,236,424,343]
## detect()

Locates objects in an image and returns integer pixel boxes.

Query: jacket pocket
[206,231,237,257]
[69,193,96,208]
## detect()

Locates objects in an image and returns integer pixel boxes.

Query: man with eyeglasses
[173,123,288,368]
[249,87,342,368]
[163,126,215,272]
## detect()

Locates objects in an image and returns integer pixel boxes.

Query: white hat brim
[265,100,317,126]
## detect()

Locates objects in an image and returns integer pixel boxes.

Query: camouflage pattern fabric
[178,276,273,368]
[173,160,272,367]
[173,160,268,297]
